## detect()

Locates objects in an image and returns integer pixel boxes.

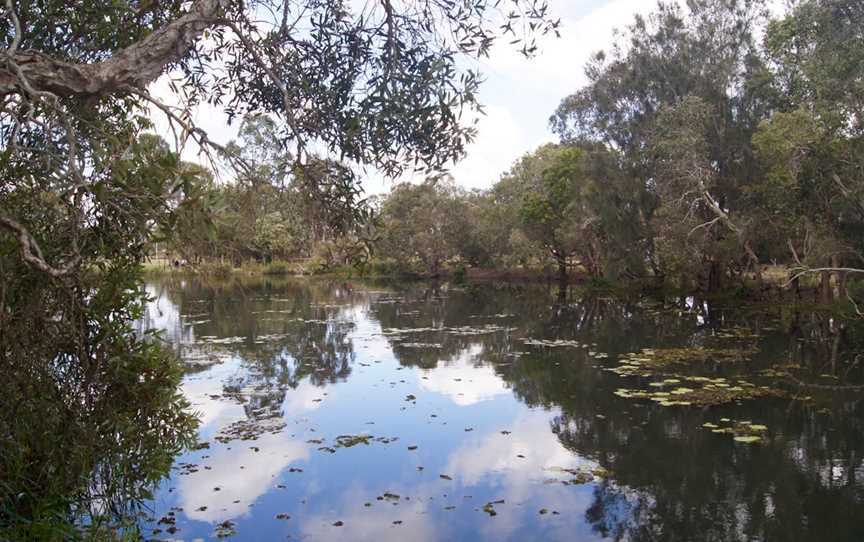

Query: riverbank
[141,259,861,315]
[142,258,566,283]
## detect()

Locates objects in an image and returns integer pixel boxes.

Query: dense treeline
[168,0,864,304]
[165,115,374,269]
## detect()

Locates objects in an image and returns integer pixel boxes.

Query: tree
[546,1,852,291]
[760,0,864,299]
[515,145,592,281]
[378,178,465,275]
[503,143,643,282]
[0,0,559,534]
[2,0,558,275]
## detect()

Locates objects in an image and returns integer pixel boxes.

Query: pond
[138,277,864,541]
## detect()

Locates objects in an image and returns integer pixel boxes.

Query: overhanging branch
[0,0,229,97]
[0,214,80,279]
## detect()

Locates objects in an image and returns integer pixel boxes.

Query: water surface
[140,277,864,541]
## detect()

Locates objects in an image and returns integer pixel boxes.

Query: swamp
[3,0,864,540]
[126,276,864,541]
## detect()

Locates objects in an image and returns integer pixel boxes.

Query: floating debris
[215,417,287,443]
[335,434,373,448]
[522,339,582,348]
[704,419,768,444]
[481,499,505,517]
[613,377,784,406]
[608,346,757,378]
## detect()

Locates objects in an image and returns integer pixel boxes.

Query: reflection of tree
[373,282,864,541]
[0,332,197,540]
[153,276,359,423]
[532,311,864,542]
[223,318,356,420]
[142,276,864,541]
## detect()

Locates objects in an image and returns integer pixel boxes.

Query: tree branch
[784,267,864,287]
[0,0,229,97]
[0,214,80,279]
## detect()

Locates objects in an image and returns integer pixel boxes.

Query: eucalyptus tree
[551,0,775,288]
[167,114,374,264]
[502,142,644,282]
[0,0,559,536]
[378,178,467,275]
[514,144,597,281]
[759,0,864,298]
[2,0,560,275]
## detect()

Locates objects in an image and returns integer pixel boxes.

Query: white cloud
[444,409,596,488]
[447,0,659,188]
[175,370,324,522]
[282,379,329,414]
[298,487,438,542]
[449,105,522,189]
[144,0,662,192]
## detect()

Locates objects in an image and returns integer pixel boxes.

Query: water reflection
[140,277,864,541]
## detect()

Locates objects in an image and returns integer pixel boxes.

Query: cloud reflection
[418,345,510,406]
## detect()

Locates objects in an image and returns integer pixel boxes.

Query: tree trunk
[0,0,229,97]
[557,258,568,283]
[707,259,722,293]
[744,240,761,287]
[831,255,847,300]
[820,270,833,304]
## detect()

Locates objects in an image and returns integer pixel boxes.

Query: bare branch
[3,0,22,55]
[129,86,252,175]
[783,267,864,287]
[222,18,306,157]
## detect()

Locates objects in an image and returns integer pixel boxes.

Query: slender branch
[784,267,864,287]
[129,86,252,174]
[0,215,81,279]
[688,216,721,236]
[222,18,306,156]
[4,0,22,55]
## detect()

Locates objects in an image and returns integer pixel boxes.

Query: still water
[140,277,864,541]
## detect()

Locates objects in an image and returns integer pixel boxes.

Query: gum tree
[0,0,559,535]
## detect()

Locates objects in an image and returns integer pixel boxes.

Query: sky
[151,0,662,195]
[437,0,657,193]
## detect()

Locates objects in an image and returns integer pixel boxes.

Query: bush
[364,258,417,277]
[453,263,467,283]
[263,261,291,275]
[197,261,233,280]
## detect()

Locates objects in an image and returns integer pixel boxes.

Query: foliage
[62,1,856,302]
[1,0,559,535]
[377,178,467,275]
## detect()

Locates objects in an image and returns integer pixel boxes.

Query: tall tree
[0,0,559,535]
[551,0,776,288]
